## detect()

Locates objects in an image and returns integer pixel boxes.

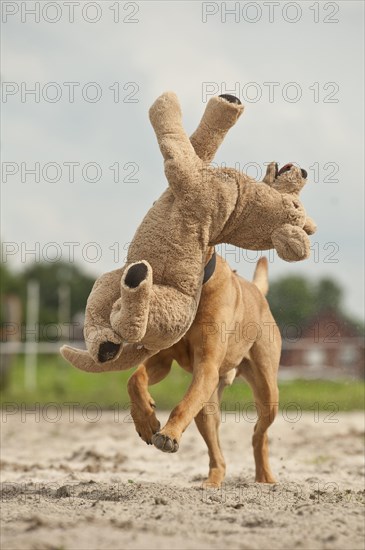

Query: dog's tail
[253,257,269,296]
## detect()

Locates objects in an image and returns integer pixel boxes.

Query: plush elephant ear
[60,344,155,373]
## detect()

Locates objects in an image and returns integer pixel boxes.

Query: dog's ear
[263,162,278,185]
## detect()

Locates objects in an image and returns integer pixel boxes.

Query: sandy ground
[1,408,364,550]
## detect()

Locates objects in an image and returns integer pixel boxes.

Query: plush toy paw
[124,262,149,288]
[219,94,242,105]
[152,432,179,453]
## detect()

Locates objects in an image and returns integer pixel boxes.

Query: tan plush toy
[61,92,316,373]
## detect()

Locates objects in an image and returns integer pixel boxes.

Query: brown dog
[127,251,281,487]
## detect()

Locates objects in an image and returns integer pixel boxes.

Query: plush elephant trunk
[60,342,155,373]
[110,260,153,343]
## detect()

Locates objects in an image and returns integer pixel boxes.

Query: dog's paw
[255,472,277,484]
[137,418,161,445]
[152,432,179,453]
[201,479,221,489]
[201,467,225,489]
[131,404,160,445]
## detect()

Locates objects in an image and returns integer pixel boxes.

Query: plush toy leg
[149,92,201,199]
[110,260,153,343]
[140,285,199,351]
[271,224,311,262]
[60,343,156,373]
[82,268,125,363]
[190,95,244,163]
[110,268,198,352]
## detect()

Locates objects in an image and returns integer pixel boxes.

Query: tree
[314,278,342,313]
[267,274,363,336]
[0,262,24,324]
[22,262,95,328]
[1,261,95,339]
[267,276,316,332]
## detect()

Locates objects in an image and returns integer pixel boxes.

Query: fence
[1,336,364,392]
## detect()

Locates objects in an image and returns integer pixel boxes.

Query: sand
[1,408,364,550]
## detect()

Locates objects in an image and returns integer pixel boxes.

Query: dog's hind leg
[194,371,235,488]
[239,342,280,483]
[127,353,173,444]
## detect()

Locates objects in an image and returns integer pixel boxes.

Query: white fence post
[24,280,40,391]
[58,283,71,340]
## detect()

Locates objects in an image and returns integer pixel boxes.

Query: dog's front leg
[152,361,220,453]
[128,355,172,444]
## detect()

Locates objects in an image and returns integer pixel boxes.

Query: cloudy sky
[2,0,364,319]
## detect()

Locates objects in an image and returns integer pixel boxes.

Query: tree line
[0,260,363,341]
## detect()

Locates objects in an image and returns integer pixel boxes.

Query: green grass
[1,355,364,411]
